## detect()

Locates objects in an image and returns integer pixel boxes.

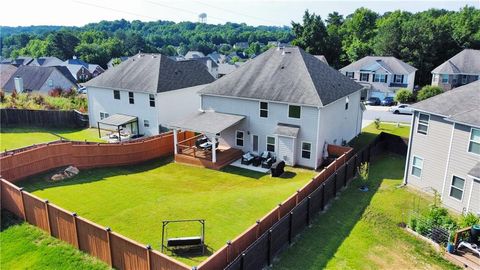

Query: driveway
[362,105,412,127]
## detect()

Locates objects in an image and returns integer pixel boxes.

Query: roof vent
[282,51,291,55]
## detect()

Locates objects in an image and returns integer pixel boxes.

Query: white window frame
[373,74,387,83]
[411,155,423,179]
[468,127,480,156]
[449,175,465,202]
[235,130,244,147]
[266,136,276,153]
[288,105,301,119]
[144,120,150,128]
[301,141,312,159]
[113,90,120,100]
[417,113,429,135]
[259,101,268,118]
[345,72,354,79]
[48,79,53,87]
[100,112,109,120]
[394,74,404,83]
[441,74,449,84]
[128,92,134,104]
[149,94,155,107]
[360,73,369,82]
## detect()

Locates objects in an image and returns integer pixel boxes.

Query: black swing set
[161,219,205,255]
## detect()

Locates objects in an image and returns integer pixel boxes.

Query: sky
[0,0,478,27]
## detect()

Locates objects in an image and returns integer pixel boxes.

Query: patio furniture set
[241,151,277,169]
[195,136,219,151]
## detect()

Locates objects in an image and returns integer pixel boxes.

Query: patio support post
[173,129,178,154]
[211,134,217,163]
[97,122,101,138]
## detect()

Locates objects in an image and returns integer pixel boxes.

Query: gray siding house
[170,47,364,169]
[431,49,480,91]
[404,81,480,215]
[2,65,77,93]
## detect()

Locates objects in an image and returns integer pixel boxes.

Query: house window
[113,90,120,100]
[360,73,369,82]
[468,128,480,155]
[411,156,423,178]
[449,176,465,200]
[394,75,404,83]
[48,79,53,87]
[144,120,149,127]
[373,74,387,83]
[149,94,155,107]
[417,113,429,135]
[100,112,109,120]
[129,92,134,104]
[288,105,301,119]
[345,96,349,110]
[259,102,268,118]
[266,136,275,152]
[301,142,311,159]
[345,72,354,79]
[462,75,468,84]
[441,74,449,84]
[236,130,244,147]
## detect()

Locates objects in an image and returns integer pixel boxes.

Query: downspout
[314,106,321,170]
[403,111,416,185]
[440,122,456,200]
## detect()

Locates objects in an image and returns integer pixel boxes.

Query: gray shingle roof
[0,64,18,89]
[185,51,205,59]
[28,57,64,67]
[274,123,300,138]
[468,162,480,179]
[199,47,363,107]
[167,111,245,134]
[340,56,417,74]
[2,65,77,92]
[314,55,328,65]
[431,49,480,75]
[412,80,480,127]
[85,53,214,94]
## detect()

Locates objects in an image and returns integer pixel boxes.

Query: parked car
[365,97,381,106]
[381,97,396,106]
[389,104,413,114]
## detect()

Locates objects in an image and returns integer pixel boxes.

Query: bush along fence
[197,132,408,270]
[0,108,89,128]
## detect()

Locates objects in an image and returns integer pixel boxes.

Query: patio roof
[169,111,245,134]
[99,114,138,127]
[468,162,480,179]
[274,123,300,138]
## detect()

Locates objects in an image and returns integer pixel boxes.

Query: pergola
[97,114,139,142]
[168,111,245,163]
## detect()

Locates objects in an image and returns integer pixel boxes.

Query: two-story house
[85,53,214,136]
[340,56,417,100]
[62,56,105,82]
[168,47,364,169]
[404,81,480,215]
[431,49,480,91]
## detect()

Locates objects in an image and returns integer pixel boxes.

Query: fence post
[296,190,300,205]
[44,199,52,235]
[106,227,113,267]
[288,211,293,245]
[343,163,348,187]
[321,183,326,211]
[240,252,246,270]
[146,245,152,270]
[267,229,273,266]
[333,173,338,197]
[18,187,27,221]
[72,213,80,248]
[256,220,261,239]
[307,196,311,226]
[277,203,282,221]
[226,241,232,265]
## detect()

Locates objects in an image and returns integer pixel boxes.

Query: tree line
[1,6,479,86]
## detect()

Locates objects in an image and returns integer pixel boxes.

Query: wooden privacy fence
[198,132,408,270]
[0,131,192,182]
[1,108,89,128]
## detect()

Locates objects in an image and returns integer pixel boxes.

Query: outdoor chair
[195,137,208,148]
[252,155,262,166]
[262,154,276,169]
[241,152,255,165]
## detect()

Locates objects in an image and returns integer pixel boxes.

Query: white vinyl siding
[449,176,465,201]
[468,128,480,155]
[417,113,429,135]
[411,156,423,178]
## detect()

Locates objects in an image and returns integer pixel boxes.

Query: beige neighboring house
[431,49,480,91]
[404,81,480,215]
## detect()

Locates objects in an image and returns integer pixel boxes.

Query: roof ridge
[298,48,324,106]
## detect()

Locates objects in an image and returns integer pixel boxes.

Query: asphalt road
[363,105,412,124]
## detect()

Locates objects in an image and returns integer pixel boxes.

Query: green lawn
[0,127,104,151]
[19,158,315,265]
[0,211,109,270]
[349,122,411,150]
[273,155,458,270]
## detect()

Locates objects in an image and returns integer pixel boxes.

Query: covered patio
[168,111,245,170]
[97,114,139,142]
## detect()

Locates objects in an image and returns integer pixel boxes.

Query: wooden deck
[445,249,480,269]
[175,147,243,170]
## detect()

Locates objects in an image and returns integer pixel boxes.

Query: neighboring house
[10,56,34,66]
[28,56,64,67]
[181,57,219,78]
[85,53,215,136]
[184,51,205,59]
[107,56,129,69]
[431,49,480,91]
[62,56,105,82]
[340,56,417,100]
[314,55,328,65]
[217,62,243,78]
[233,42,249,49]
[170,47,364,169]
[207,51,223,63]
[404,81,480,215]
[2,65,77,93]
[0,64,18,90]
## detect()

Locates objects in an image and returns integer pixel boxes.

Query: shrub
[374,118,381,129]
[32,94,45,105]
[49,87,63,97]
[417,85,443,101]
[459,212,480,228]
[395,88,414,103]
[358,162,369,186]
[0,91,4,103]
[62,87,78,98]
[11,89,18,99]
